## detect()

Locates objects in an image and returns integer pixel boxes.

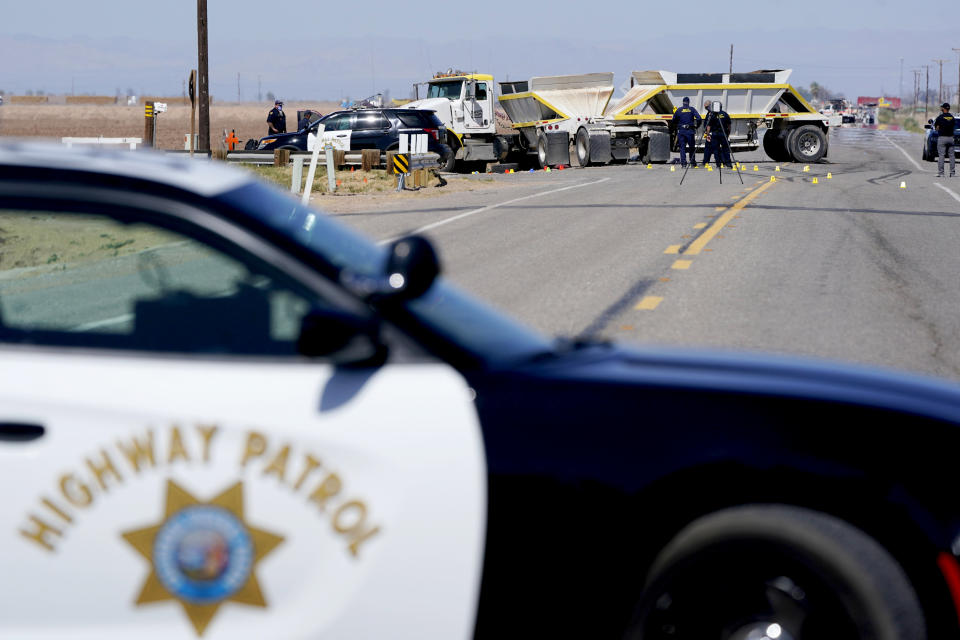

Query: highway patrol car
[1,142,959,640]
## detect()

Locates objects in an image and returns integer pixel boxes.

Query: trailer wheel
[536,132,549,169]
[626,505,926,640]
[788,125,828,163]
[575,128,593,167]
[762,129,791,162]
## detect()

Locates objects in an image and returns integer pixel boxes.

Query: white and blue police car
[0,142,959,640]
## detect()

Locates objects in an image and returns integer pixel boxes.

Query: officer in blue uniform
[705,102,733,168]
[267,100,286,135]
[701,101,714,166]
[671,97,701,168]
[933,102,956,177]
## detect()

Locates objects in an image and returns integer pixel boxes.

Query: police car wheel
[627,505,925,640]
[788,126,827,163]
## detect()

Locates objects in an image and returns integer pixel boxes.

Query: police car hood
[510,341,960,425]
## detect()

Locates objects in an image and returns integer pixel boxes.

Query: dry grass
[0,101,340,150]
[244,164,432,195]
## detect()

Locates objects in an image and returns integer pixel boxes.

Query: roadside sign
[154,102,168,114]
[144,104,154,118]
[393,153,409,174]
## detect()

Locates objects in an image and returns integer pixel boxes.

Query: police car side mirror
[339,235,440,302]
[297,308,386,366]
[383,235,440,300]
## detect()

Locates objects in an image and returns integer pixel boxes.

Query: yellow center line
[635,296,663,310]
[672,260,692,270]
[664,245,682,254]
[693,222,707,229]
[684,179,776,256]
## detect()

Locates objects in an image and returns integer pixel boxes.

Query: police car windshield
[427,81,463,100]
[218,182,552,365]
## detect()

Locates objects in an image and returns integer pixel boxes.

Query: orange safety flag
[225,130,240,151]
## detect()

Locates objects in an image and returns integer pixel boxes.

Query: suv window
[0,207,322,356]
[354,112,389,130]
[321,113,352,131]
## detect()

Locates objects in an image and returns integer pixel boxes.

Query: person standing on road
[701,101,714,166]
[267,100,287,135]
[705,102,733,169]
[671,97,701,168]
[934,102,956,177]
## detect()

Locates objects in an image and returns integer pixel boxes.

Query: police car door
[0,192,485,639]
[316,112,353,151]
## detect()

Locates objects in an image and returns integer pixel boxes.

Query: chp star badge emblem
[122,480,284,636]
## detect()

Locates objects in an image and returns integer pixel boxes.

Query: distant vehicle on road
[922,118,960,161]
[255,108,451,162]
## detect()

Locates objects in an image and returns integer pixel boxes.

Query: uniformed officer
[701,101,714,166]
[267,100,287,135]
[671,97,701,168]
[933,102,956,177]
[705,102,733,168]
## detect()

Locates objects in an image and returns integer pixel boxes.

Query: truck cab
[406,72,504,170]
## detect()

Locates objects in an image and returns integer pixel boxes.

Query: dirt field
[0,101,340,150]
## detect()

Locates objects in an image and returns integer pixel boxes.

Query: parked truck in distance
[405,71,522,172]
[498,69,842,168]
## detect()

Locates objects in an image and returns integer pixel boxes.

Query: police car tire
[442,146,457,172]
[629,505,925,640]
[788,125,827,163]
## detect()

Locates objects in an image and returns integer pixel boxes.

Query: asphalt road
[332,127,960,382]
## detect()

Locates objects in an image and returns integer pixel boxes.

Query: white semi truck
[405,71,521,172]
[498,69,842,168]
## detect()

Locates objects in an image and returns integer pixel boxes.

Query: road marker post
[812,177,818,184]
[325,144,337,193]
[900,181,906,189]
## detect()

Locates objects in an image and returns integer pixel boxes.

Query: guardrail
[62,137,143,150]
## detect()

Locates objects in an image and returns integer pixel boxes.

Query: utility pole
[953,49,960,108]
[729,44,734,74]
[899,57,903,106]
[934,58,948,104]
[197,0,210,152]
[912,69,922,110]
[926,65,930,121]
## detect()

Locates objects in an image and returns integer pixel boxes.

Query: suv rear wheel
[627,505,925,640]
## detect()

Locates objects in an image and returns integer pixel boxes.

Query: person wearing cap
[704,101,733,169]
[671,97,701,168]
[933,102,956,177]
[267,100,287,135]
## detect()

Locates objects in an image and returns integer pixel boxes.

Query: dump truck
[405,71,521,171]
[498,69,842,168]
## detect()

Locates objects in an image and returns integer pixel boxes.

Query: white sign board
[154,102,167,114]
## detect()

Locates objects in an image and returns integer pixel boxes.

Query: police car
[2,142,960,640]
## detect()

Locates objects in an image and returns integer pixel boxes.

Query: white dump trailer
[498,73,616,168]
[499,69,841,167]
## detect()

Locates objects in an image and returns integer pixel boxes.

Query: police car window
[354,113,388,130]
[324,114,352,131]
[0,208,321,356]
[396,112,429,128]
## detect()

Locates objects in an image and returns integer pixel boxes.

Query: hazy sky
[1,1,955,103]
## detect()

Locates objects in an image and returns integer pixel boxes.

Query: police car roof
[0,140,251,197]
